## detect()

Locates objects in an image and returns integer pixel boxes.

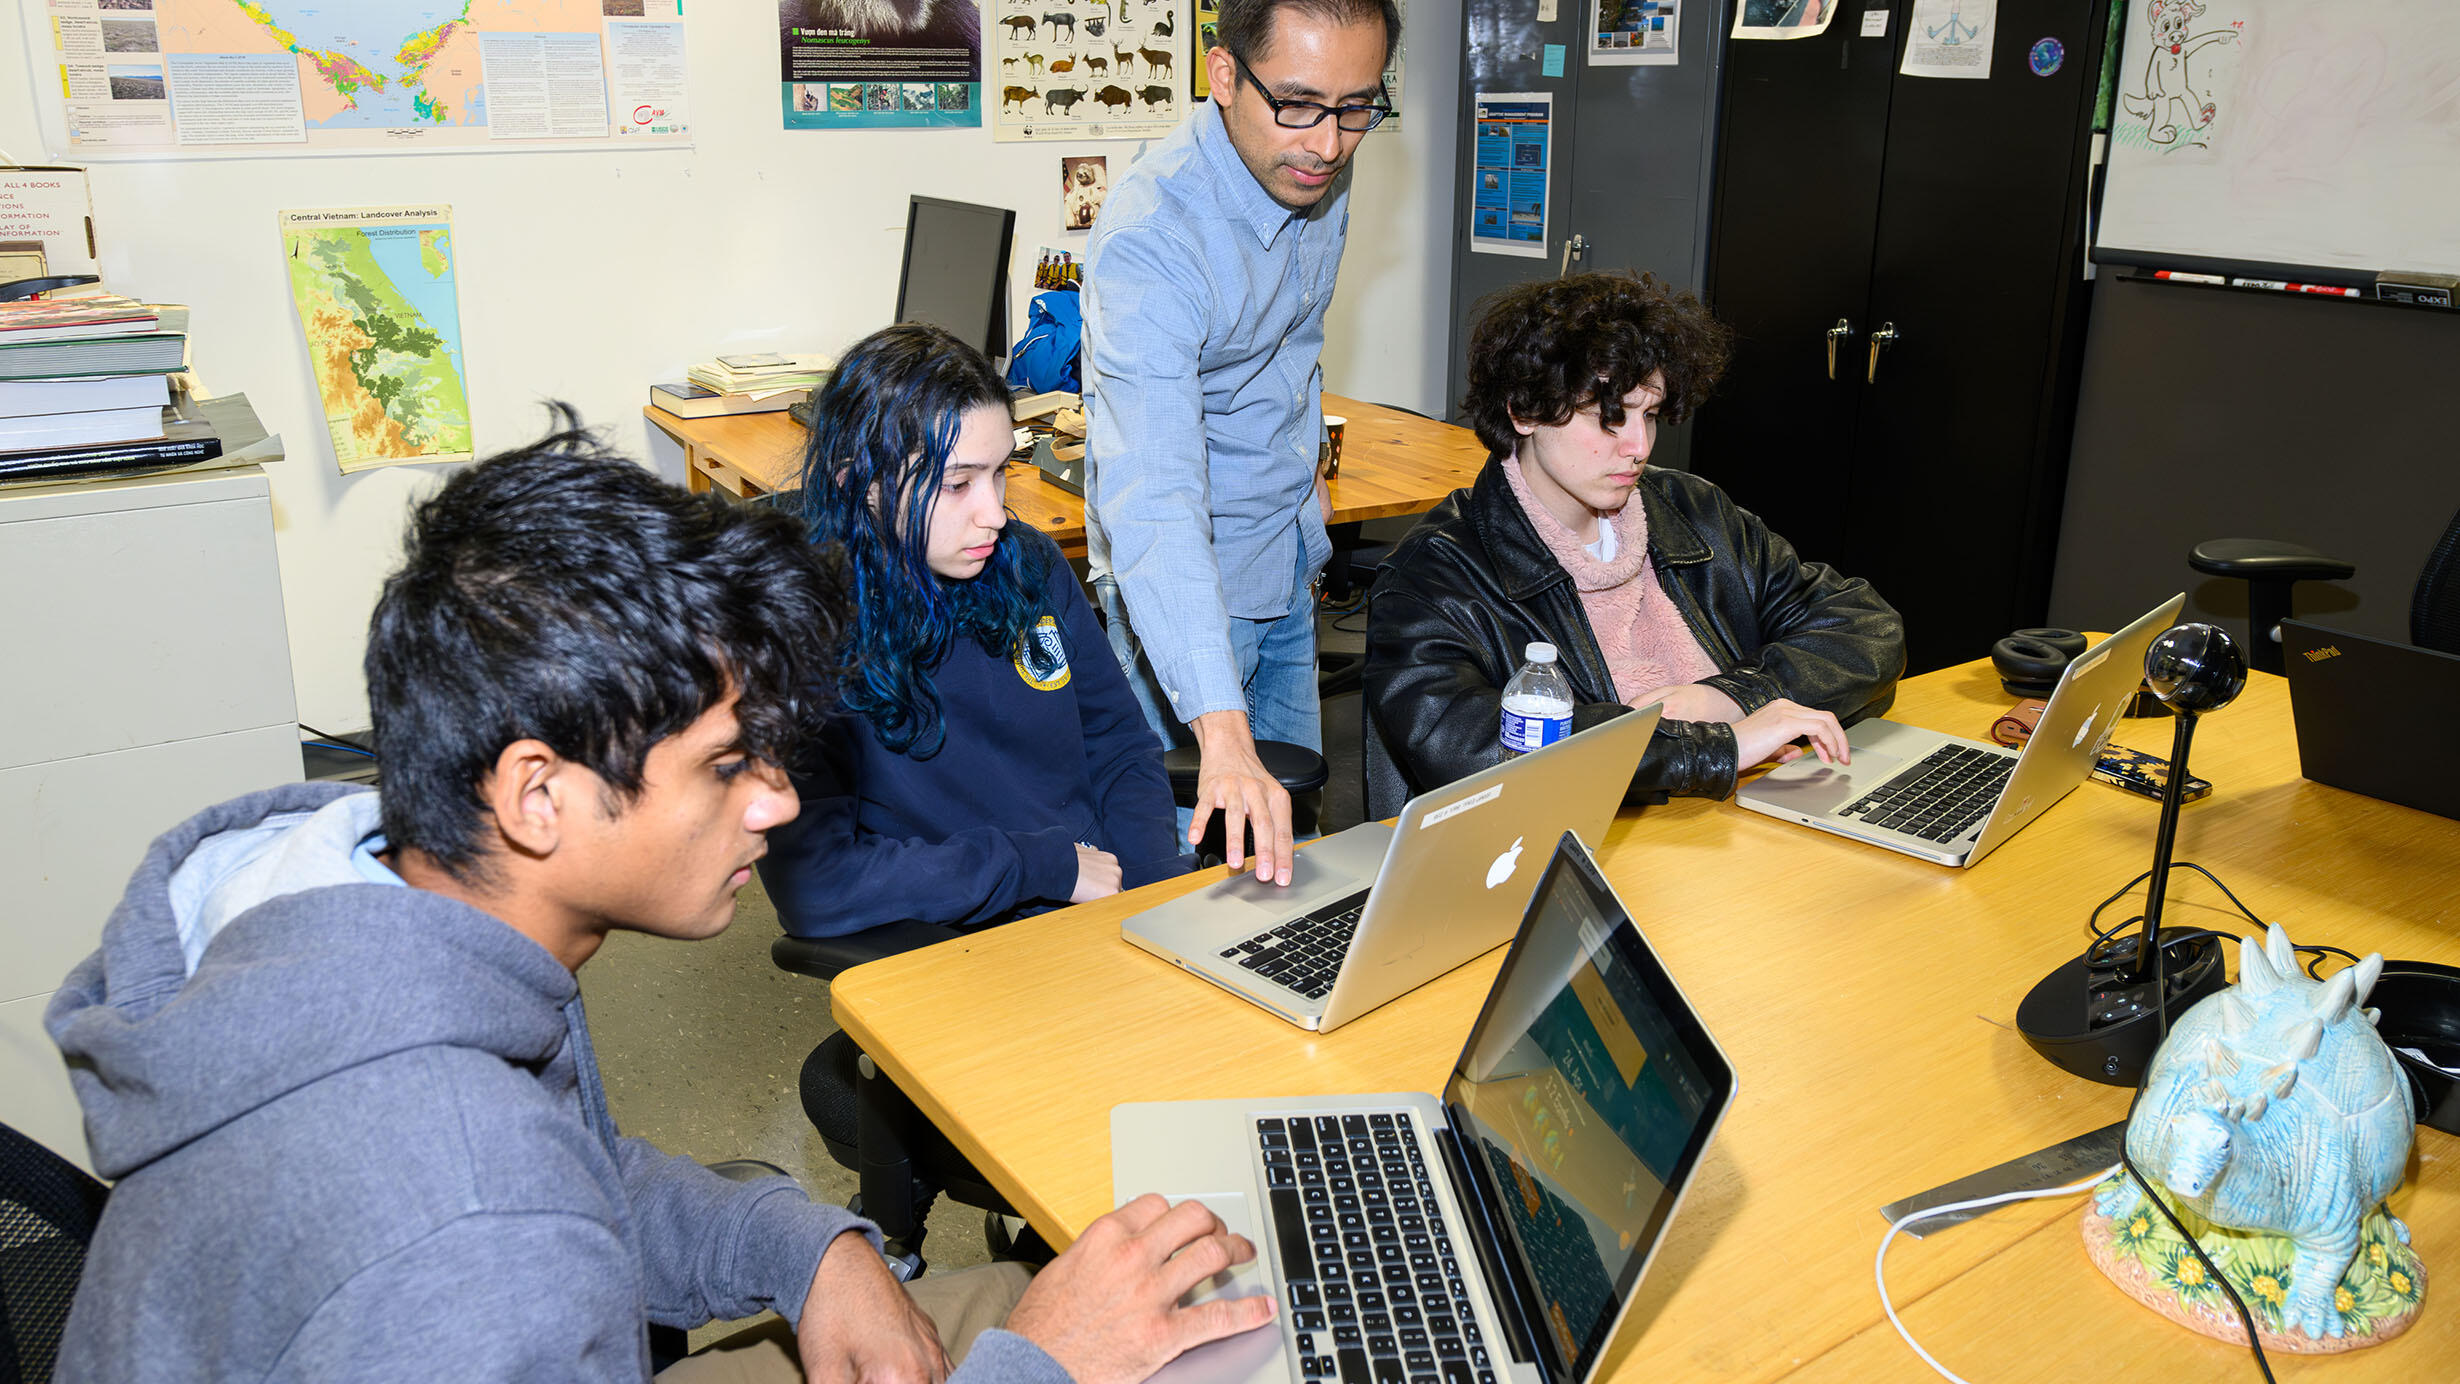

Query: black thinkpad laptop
[2281,620,2460,822]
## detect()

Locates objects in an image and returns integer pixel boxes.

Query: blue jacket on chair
[762,528,1184,937]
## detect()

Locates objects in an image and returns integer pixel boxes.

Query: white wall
[1,2,1457,732]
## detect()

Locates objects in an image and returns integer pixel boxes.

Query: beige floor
[581,875,998,1346]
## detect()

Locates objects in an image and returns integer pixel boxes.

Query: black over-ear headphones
[1991,628,2089,697]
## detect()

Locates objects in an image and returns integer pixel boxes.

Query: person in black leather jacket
[1364,272,1904,815]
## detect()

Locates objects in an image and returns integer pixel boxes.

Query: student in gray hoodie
[47,417,1272,1384]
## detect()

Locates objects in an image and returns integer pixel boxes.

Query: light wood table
[644,394,1487,561]
[829,661,2460,1382]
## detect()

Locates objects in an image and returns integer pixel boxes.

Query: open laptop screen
[1443,835,1733,1383]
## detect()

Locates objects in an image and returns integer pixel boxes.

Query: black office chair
[2413,504,2460,656]
[770,922,1034,1280]
[0,1121,109,1384]
[2191,499,2460,673]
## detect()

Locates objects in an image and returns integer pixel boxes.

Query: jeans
[1095,556,1323,840]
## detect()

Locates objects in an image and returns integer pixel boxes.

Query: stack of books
[0,293,277,489]
[649,352,833,419]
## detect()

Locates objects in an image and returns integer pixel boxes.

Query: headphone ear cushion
[1992,631,2079,698]
[2011,627,2089,661]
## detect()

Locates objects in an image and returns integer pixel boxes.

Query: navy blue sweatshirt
[763,529,1184,936]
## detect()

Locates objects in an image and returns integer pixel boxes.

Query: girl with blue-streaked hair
[758,322,1186,938]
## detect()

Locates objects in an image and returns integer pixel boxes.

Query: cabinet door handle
[1557,233,1589,278]
[1866,323,1900,384]
[1825,319,1854,379]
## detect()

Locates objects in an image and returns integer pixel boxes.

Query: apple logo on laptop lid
[1485,836,1524,890]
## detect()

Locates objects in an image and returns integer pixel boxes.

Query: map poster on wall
[1469,92,1550,259]
[280,205,473,473]
[1590,0,1679,65]
[992,1,1187,143]
[779,0,981,130]
[26,2,690,158]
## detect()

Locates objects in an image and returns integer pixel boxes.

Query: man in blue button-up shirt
[1084,0,1400,886]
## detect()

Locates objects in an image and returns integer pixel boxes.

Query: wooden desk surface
[829,665,2460,1381]
[644,394,1487,562]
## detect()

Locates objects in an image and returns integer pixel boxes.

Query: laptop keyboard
[1219,889,1370,1001]
[1257,1113,1496,1384]
[1838,744,2015,843]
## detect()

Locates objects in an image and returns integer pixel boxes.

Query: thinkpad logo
[2303,645,2342,663]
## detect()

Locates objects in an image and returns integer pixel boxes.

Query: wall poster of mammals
[993,0,1189,141]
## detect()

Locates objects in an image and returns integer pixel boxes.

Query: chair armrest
[2188,539,2355,583]
[770,920,966,981]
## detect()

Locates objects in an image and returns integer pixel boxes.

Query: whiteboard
[2094,0,2460,279]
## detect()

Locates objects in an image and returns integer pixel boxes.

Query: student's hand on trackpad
[1732,699,1849,770]
[1005,1194,1275,1384]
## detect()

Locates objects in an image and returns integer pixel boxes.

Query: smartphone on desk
[2094,744,2212,803]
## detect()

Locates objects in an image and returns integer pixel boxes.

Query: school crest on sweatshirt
[1014,616,1071,691]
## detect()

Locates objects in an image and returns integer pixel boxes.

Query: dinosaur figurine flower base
[2082,926,2423,1352]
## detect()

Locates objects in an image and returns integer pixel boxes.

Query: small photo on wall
[1061,154,1109,230]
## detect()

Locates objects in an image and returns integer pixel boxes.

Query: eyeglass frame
[1227,51,1393,132]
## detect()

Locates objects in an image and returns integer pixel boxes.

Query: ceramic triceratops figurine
[2094,925,2417,1343]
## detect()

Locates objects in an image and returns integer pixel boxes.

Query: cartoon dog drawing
[1043,10,1074,42]
[2120,0,2238,145]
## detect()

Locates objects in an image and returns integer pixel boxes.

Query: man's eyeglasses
[1230,53,1392,132]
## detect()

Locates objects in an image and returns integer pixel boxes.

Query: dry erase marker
[2294,283,2363,298]
[2231,278,2293,290]
[2154,270,2225,284]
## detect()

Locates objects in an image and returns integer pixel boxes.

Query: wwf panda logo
[1013,616,1071,691]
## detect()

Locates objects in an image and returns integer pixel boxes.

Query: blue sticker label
[1500,708,1570,754]
[1542,44,1565,78]
[2029,37,2065,77]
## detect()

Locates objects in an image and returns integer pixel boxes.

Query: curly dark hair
[1460,271,1734,461]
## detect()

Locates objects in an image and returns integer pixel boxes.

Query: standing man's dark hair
[364,406,848,881]
[1216,0,1402,63]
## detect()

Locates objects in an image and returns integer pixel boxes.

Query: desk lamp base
[2017,929,2229,1086]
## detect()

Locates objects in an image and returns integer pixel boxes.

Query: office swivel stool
[2192,499,2460,674]
[774,740,1328,1274]
[2187,539,2357,675]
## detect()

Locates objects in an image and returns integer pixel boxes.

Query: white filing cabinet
[0,466,301,1171]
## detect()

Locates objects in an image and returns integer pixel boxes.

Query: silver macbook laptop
[1123,706,1660,1032]
[1114,833,1737,1384]
[1735,594,2186,866]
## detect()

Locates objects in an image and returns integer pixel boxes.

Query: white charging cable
[1874,1164,2122,1383]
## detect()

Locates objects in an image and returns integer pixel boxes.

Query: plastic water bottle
[1500,642,1575,758]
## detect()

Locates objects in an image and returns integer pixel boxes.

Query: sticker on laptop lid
[2071,648,2108,680]
[1422,784,1501,828]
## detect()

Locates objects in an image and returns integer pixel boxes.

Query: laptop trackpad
[1143,1192,1283,1384]
[1208,850,1357,917]
[1750,746,1906,816]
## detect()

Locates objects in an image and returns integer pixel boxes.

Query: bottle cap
[1525,642,1558,664]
